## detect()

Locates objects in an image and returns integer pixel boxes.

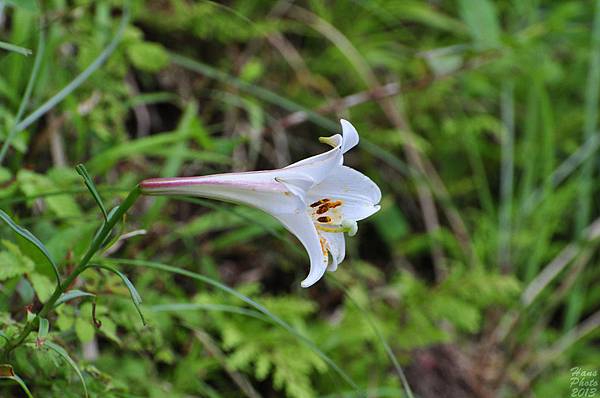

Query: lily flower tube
[140,119,381,287]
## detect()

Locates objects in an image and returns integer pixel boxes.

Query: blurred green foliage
[0,0,599,397]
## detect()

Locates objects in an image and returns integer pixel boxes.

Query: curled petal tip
[300,280,312,288]
[339,119,359,153]
[300,264,327,288]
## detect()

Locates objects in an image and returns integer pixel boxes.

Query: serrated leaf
[55,290,96,307]
[43,341,88,397]
[0,240,34,280]
[0,210,61,285]
[29,273,54,302]
[17,169,81,218]
[75,318,94,343]
[56,307,74,331]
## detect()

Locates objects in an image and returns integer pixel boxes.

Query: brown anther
[310,198,330,207]
[329,200,342,208]
[317,216,332,223]
[316,200,342,214]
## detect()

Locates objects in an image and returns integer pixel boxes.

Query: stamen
[315,200,342,214]
[317,216,332,223]
[315,220,358,235]
[329,200,342,209]
[319,236,328,257]
[310,198,330,208]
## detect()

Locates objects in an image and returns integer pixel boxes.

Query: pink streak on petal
[140,174,285,193]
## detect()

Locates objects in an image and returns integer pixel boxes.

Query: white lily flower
[140,119,381,287]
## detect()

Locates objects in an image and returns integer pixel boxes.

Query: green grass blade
[499,81,515,271]
[0,209,61,286]
[0,26,45,165]
[4,0,39,12]
[76,164,108,221]
[567,0,600,332]
[54,290,96,308]
[44,341,88,398]
[87,264,145,325]
[0,365,34,398]
[0,40,32,56]
[9,374,34,398]
[11,7,129,137]
[576,0,600,232]
[147,303,269,322]
[108,257,360,391]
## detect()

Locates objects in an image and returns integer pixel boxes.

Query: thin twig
[522,217,600,306]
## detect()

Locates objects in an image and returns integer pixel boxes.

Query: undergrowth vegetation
[0,0,599,397]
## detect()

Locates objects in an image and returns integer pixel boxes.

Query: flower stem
[1,186,141,359]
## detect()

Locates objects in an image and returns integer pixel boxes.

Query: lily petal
[321,231,345,272]
[272,212,329,287]
[282,119,358,173]
[340,119,359,153]
[283,136,343,179]
[307,166,381,221]
[140,171,306,214]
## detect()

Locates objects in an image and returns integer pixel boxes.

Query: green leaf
[38,317,49,338]
[75,318,94,343]
[88,264,145,325]
[43,341,88,398]
[29,273,54,302]
[75,164,108,221]
[0,364,34,398]
[127,41,169,72]
[0,210,60,285]
[458,0,501,50]
[0,240,34,280]
[55,290,96,307]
